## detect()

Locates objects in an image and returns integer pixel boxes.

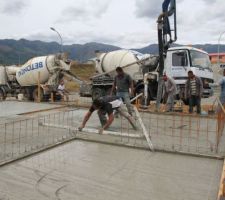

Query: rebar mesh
[0,105,224,166]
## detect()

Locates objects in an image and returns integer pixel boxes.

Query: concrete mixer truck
[0,53,76,101]
[80,47,214,105]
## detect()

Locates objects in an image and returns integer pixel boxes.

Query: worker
[162,74,176,112]
[185,71,203,114]
[41,83,51,101]
[57,79,69,102]
[209,68,225,106]
[78,96,137,134]
[110,67,134,116]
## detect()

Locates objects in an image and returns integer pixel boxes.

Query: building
[209,53,225,65]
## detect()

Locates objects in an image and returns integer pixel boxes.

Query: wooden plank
[130,93,143,103]
[37,71,41,103]
[18,105,67,115]
[218,159,225,200]
[40,123,142,138]
[133,106,154,151]
[217,97,225,114]
[51,92,54,102]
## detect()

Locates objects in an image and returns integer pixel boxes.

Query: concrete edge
[0,131,223,170]
[0,136,77,168]
[18,105,68,115]
[218,159,225,200]
[75,132,224,160]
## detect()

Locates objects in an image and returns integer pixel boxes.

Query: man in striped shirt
[185,71,203,114]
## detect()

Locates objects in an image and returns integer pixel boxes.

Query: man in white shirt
[57,79,69,102]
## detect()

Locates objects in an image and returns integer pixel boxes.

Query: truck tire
[182,98,189,105]
[32,87,44,101]
[105,88,112,96]
[24,88,33,100]
[92,88,105,100]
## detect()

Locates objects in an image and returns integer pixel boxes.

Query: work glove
[78,125,84,131]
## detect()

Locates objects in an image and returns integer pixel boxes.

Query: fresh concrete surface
[0,140,222,200]
[0,100,223,199]
[0,101,63,117]
[0,99,223,200]
[0,100,223,160]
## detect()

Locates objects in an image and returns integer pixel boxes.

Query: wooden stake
[37,71,41,103]
[217,97,225,114]
[51,92,54,102]
[40,123,142,138]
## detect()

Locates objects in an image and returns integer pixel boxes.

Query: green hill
[0,38,224,65]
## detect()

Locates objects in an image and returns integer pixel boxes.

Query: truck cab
[164,46,214,98]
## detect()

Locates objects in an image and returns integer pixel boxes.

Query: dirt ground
[65,62,95,92]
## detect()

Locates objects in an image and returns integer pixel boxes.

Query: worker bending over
[78,96,137,134]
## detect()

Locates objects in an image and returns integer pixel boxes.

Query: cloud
[132,0,225,45]
[64,31,123,46]
[1,0,27,15]
[57,0,111,23]
[134,0,185,19]
[135,0,161,19]
[202,0,225,21]
[201,0,216,4]
[22,28,153,49]
[176,0,225,33]
[1,0,223,49]
[22,32,59,43]
[64,30,155,49]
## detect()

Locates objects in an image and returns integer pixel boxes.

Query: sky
[0,0,225,49]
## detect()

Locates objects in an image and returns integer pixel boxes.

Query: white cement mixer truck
[0,53,73,101]
[80,47,214,104]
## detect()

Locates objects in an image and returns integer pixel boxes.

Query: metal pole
[217,31,225,67]
[50,27,63,53]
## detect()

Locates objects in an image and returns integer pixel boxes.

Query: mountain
[0,39,120,65]
[136,43,225,55]
[0,39,225,65]
[65,42,120,62]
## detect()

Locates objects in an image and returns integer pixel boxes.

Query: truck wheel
[92,88,105,100]
[32,88,44,101]
[182,98,189,105]
[105,88,112,96]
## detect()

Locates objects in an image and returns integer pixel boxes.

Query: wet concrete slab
[0,140,222,200]
[0,100,223,199]
[0,101,63,117]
